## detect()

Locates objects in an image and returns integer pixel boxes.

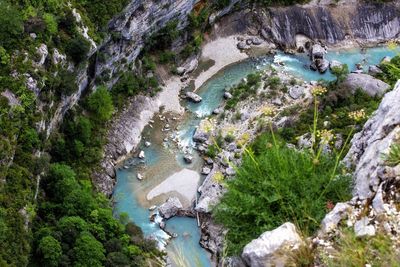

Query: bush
[324,228,400,267]
[65,35,91,64]
[87,86,114,122]
[213,133,351,255]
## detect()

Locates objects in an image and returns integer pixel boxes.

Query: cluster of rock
[237,36,264,50]
[309,43,329,73]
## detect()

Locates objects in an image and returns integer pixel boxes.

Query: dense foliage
[0,0,157,265]
[213,134,351,255]
[378,55,400,86]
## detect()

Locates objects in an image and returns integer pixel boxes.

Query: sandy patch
[194,36,248,90]
[157,76,184,114]
[146,168,200,203]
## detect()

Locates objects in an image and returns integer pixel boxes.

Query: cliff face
[256,2,400,48]
[95,0,198,83]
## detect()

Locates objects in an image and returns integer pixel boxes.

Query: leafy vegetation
[323,228,400,267]
[213,133,351,255]
[225,73,261,110]
[378,55,400,86]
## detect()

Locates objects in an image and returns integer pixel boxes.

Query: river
[112,45,399,267]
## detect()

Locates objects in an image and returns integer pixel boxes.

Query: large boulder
[311,44,325,60]
[158,197,183,219]
[316,58,329,73]
[342,73,390,97]
[242,222,303,267]
[186,92,202,103]
[368,65,383,76]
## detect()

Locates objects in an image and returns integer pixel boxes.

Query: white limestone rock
[158,197,183,219]
[242,222,303,267]
[342,73,390,97]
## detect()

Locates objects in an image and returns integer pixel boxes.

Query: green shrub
[66,35,91,64]
[213,133,351,255]
[385,141,400,167]
[379,55,400,86]
[324,228,400,267]
[87,86,114,122]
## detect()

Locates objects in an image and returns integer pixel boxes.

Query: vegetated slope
[0,1,161,265]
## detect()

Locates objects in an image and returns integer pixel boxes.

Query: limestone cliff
[255,1,399,48]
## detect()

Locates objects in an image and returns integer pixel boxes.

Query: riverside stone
[186,92,202,103]
[158,197,183,219]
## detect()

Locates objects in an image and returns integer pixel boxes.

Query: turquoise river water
[113,46,399,267]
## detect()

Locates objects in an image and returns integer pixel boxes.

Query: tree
[65,35,91,64]
[0,2,23,49]
[87,86,114,122]
[43,13,58,35]
[331,64,349,84]
[38,236,62,267]
[45,164,79,202]
[74,232,105,267]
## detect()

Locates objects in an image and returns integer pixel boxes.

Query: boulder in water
[311,44,326,60]
[158,197,183,219]
[316,58,329,73]
[241,222,303,267]
[329,60,343,70]
[186,92,202,103]
[138,150,145,159]
[183,154,193,164]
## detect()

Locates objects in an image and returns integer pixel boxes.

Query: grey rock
[138,150,145,159]
[202,167,211,175]
[158,197,183,219]
[342,73,390,97]
[368,65,383,75]
[316,58,330,73]
[196,167,224,213]
[212,108,222,115]
[144,141,151,147]
[372,184,386,214]
[242,222,303,267]
[176,67,186,75]
[36,44,48,65]
[311,44,325,59]
[237,41,249,50]
[186,92,202,103]
[288,85,305,99]
[183,57,198,74]
[297,133,313,149]
[329,60,343,70]
[224,91,233,99]
[251,37,263,45]
[183,154,193,164]
[354,217,376,237]
[320,203,352,234]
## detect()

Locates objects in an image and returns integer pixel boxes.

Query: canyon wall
[256,2,400,48]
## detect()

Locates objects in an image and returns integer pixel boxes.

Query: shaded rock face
[345,81,400,200]
[241,222,303,267]
[256,2,400,48]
